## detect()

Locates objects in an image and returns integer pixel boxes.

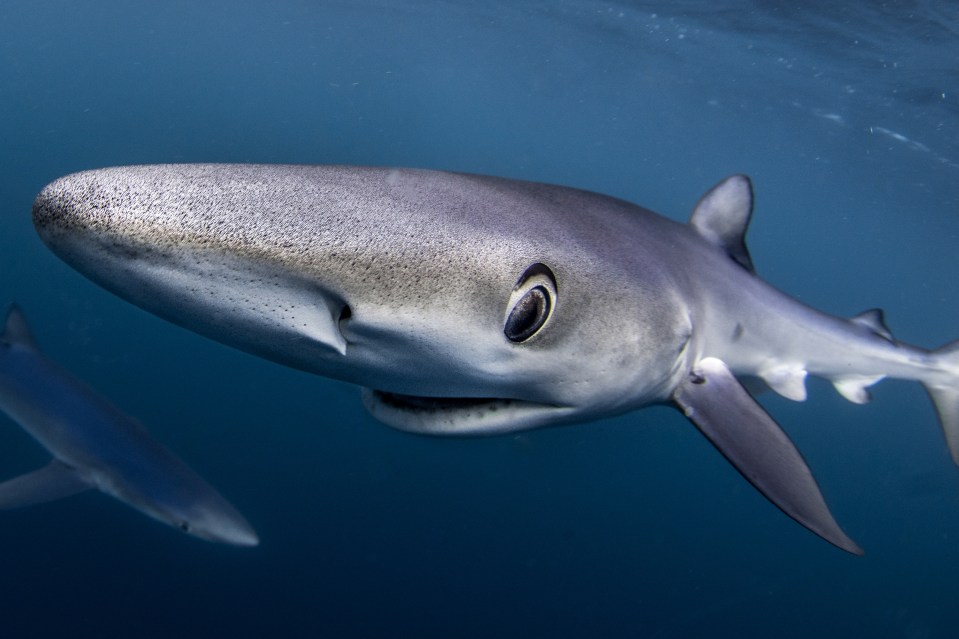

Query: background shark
[30,164,959,554]
[0,304,258,546]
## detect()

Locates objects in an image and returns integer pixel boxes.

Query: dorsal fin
[689,174,755,273]
[850,308,894,343]
[2,305,37,351]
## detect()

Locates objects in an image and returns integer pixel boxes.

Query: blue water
[2,1,959,637]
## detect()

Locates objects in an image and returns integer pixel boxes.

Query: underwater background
[2,1,959,637]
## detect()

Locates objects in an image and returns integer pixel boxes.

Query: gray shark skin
[0,305,258,546]
[30,164,959,554]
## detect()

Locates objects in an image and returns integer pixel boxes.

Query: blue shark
[0,305,258,546]
[30,164,959,554]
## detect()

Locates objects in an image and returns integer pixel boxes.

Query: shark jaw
[361,388,577,436]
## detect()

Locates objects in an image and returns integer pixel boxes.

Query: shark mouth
[361,389,573,436]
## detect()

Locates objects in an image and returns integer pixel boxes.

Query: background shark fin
[0,460,91,509]
[688,174,755,273]
[2,304,38,351]
[673,357,863,555]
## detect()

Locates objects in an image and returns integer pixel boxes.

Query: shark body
[0,305,258,546]
[31,164,959,554]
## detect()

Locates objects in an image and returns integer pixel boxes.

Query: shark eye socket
[505,263,556,343]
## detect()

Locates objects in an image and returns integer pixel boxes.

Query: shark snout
[193,510,260,547]
[33,166,354,373]
[33,169,118,238]
[32,169,138,272]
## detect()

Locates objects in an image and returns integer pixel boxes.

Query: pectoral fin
[0,460,92,509]
[673,357,863,555]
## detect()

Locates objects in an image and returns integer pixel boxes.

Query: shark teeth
[372,391,509,413]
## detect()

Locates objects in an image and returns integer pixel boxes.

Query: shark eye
[505,263,556,343]
[505,287,549,341]
[179,521,191,533]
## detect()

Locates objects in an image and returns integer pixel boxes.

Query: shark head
[156,492,260,547]
[103,458,260,547]
[33,165,694,435]
[147,497,259,547]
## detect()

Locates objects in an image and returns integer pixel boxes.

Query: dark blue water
[2,2,959,637]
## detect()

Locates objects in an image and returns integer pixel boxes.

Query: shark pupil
[505,286,550,342]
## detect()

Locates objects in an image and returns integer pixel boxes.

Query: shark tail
[924,340,959,466]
